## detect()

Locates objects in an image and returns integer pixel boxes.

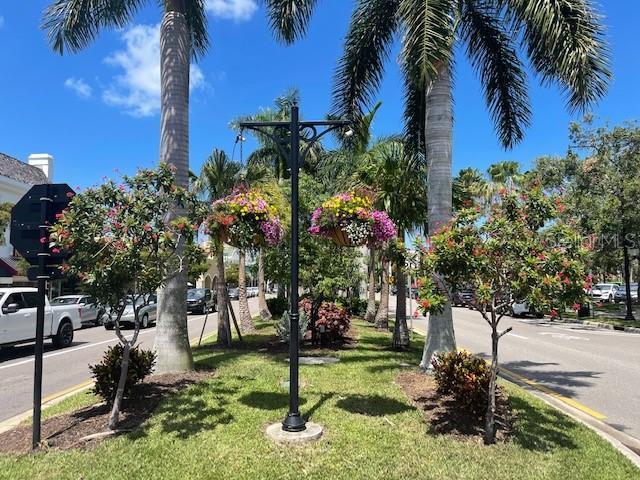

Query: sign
[10,184,74,265]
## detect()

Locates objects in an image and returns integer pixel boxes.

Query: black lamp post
[239,104,350,432]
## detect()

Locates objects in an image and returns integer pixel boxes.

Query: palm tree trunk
[420,66,457,369]
[393,230,410,348]
[238,250,255,333]
[258,248,272,320]
[365,247,377,323]
[216,247,231,346]
[374,256,389,330]
[154,1,193,373]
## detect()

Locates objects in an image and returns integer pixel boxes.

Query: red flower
[550,309,558,319]
[143,224,152,231]
[572,303,581,312]
[39,237,47,244]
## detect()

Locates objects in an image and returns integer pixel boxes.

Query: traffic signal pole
[33,187,52,449]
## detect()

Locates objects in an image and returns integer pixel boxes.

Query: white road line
[0,315,208,371]
[509,333,528,340]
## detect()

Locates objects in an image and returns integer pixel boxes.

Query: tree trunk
[374,256,389,330]
[108,341,131,430]
[485,314,499,445]
[238,250,255,333]
[420,66,456,369]
[216,247,231,346]
[393,230,410,348]
[365,248,377,323]
[258,248,272,320]
[154,2,193,373]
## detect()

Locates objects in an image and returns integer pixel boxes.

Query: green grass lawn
[1,321,638,480]
[563,310,640,328]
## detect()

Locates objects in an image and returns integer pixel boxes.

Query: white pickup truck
[0,287,83,349]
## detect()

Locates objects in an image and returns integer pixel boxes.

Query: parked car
[51,295,105,327]
[103,294,158,330]
[228,287,239,300]
[187,288,216,314]
[0,287,82,348]
[511,301,545,318]
[406,287,419,299]
[458,288,475,307]
[247,286,259,298]
[590,283,619,303]
[614,284,638,303]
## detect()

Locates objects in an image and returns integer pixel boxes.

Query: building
[0,152,54,285]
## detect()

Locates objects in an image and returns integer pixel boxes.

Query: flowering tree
[50,164,205,429]
[415,188,588,444]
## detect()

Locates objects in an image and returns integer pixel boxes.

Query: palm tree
[43,0,209,372]
[453,167,489,210]
[194,149,243,347]
[264,0,610,364]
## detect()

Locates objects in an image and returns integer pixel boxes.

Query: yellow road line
[41,379,94,404]
[499,366,607,420]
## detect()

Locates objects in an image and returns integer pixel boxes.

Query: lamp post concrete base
[266,422,323,444]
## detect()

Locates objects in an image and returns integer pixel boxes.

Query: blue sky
[0,1,638,190]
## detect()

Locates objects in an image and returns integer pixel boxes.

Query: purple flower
[260,217,284,246]
[371,211,397,243]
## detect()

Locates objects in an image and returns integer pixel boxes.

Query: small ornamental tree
[50,164,206,430]
[416,188,589,444]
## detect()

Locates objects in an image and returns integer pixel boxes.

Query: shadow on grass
[239,391,308,411]
[336,394,414,417]
[510,395,578,452]
[131,383,236,441]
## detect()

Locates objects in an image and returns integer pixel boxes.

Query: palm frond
[184,0,210,58]
[42,0,148,54]
[331,0,399,120]
[460,0,531,148]
[264,0,319,44]
[500,0,611,111]
[398,0,456,155]
[197,149,243,201]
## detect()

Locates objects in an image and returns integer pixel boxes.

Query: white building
[0,153,54,284]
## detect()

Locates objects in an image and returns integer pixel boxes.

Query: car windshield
[188,289,205,299]
[51,297,80,305]
[594,284,612,290]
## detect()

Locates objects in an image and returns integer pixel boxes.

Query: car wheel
[52,322,74,348]
[104,323,114,331]
[141,314,149,329]
[608,294,613,303]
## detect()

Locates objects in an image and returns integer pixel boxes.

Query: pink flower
[51,248,61,254]
[143,224,152,231]
[66,192,74,198]
[39,237,47,244]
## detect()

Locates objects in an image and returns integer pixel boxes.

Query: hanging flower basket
[208,186,285,249]
[328,228,352,247]
[309,190,397,248]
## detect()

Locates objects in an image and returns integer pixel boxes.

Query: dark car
[458,288,475,307]
[614,284,638,304]
[187,288,216,314]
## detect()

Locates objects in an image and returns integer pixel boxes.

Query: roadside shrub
[432,350,490,415]
[275,310,309,342]
[300,299,351,339]
[340,297,368,317]
[267,297,288,317]
[90,345,156,404]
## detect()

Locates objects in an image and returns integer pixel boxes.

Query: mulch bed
[396,371,513,444]
[0,369,215,454]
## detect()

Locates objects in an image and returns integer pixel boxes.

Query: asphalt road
[394,296,640,440]
[0,297,258,423]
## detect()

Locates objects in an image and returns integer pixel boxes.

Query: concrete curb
[0,380,94,435]
[500,369,640,470]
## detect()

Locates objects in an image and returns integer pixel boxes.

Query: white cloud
[103,24,205,117]
[205,0,258,21]
[64,77,92,99]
